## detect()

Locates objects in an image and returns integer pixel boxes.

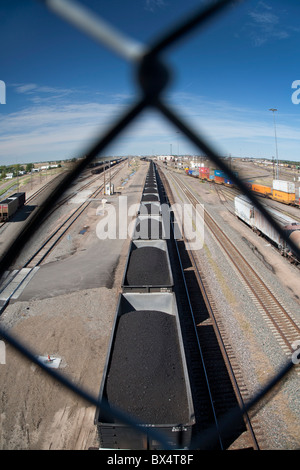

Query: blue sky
[0,0,300,165]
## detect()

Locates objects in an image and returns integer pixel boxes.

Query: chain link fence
[0,0,298,450]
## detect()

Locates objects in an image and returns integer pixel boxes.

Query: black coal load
[143,186,157,193]
[141,193,159,202]
[139,203,160,215]
[105,310,190,424]
[125,246,170,286]
[134,217,162,238]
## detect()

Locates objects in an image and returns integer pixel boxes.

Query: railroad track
[24,165,122,268]
[166,168,300,367]
[0,165,122,309]
[0,172,67,231]
[157,167,261,450]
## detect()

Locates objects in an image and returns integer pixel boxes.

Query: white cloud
[15,83,38,94]
[0,99,130,163]
[144,0,168,12]
[1,87,300,164]
[246,1,291,46]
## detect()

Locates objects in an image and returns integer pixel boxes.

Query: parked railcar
[186,167,300,208]
[251,184,272,197]
[9,192,26,208]
[0,192,26,221]
[121,239,174,292]
[234,195,300,263]
[94,292,195,450]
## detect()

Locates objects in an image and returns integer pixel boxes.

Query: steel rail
[161,167,259,450]
[170,170,300,353]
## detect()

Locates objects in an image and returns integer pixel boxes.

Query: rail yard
[0,158,299,450]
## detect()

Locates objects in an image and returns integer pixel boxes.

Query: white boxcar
[234,195,296,249]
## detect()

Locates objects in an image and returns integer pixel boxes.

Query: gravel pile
[105,310,190,424]
[125,246,170,286]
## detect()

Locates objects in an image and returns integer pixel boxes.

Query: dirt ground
[0,160,147,450]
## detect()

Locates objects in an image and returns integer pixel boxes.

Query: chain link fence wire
[0,0,298,450]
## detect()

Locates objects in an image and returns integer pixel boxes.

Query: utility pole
[269,108,279,179]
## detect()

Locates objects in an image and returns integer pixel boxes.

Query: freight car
[91,159,120,174]
[0,192,26,221]
[193,167,300,208]
[94,161,195,450]
[234,195,300,263]
[121,239,174,292]
[94,292,195,450]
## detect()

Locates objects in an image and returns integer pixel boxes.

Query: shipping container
[199,168,209,179]
[251,184,272,197]
[121,240,173,292]
[199,174,210,181]
[214,170,225,177]
[199,167,210,173]
[214,176,224,184]
[224,178,234,186]
[273,180,295,194]
[95,292,195,449]
[272,190,295,205]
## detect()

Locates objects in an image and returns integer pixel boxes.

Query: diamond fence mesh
[0,0,298,450]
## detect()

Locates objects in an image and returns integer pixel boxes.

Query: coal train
[94,161,195,450]
[90,159,121,174]
[235,195,300,264]
[0,192,26,221]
